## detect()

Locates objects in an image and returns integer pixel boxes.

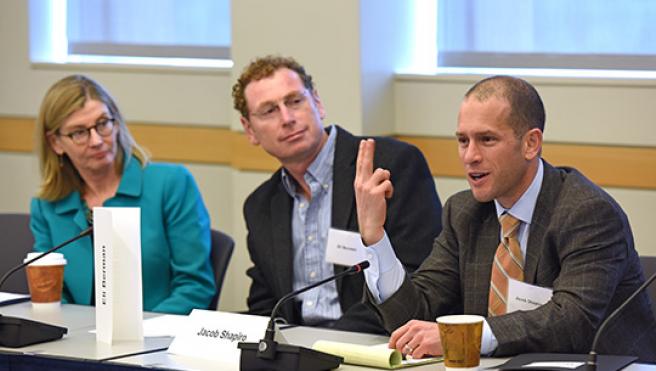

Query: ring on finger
[403,344,414,354]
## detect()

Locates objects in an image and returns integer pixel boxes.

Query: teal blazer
[30,156,216,314]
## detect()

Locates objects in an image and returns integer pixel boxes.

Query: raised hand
[354,139,394,246]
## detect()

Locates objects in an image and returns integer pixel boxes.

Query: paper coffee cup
[24,252,67,308]
[437,315,484,371]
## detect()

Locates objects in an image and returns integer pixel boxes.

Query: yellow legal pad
[312,340,443,369]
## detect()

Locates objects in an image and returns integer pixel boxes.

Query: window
[31,0,231,67]
[437,0,656,71]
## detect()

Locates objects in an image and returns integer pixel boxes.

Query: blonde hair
[35,75,150,201]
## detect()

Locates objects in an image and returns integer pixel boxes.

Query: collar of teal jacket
[51,155,144,229]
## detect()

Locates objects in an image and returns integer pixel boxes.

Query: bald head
[464,75,545,137]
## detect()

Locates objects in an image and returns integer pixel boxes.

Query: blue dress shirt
[281,126,342,324]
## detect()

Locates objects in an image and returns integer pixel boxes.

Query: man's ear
[311,89,326,120]
[240,116,260,146]
[523,128,543,160]
[47,133,65,155]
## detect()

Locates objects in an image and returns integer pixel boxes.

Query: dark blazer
[371,161,656,361]
[243,125,442,334]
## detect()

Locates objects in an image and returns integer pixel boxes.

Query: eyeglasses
[249,91,309,121]
[58,118,116,145]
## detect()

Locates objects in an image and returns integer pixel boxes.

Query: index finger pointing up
[356,138,376,181]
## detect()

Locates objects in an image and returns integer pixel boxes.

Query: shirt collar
[116,155,143,197]
[53,154,142,215]
[495,159,544,225]
[54,191,84,214]
[282,125,336,197]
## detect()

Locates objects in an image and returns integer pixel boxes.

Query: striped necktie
[488,213,523,317]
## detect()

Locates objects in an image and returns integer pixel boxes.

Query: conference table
[0,301,171,369]
[0,300,654,370]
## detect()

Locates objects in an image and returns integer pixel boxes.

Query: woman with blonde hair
[30,74,216,314]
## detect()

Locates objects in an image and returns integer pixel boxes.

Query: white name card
[507,278,553,313]
[325,228,367,266]
[168,309,269,364]
[93,207,143,344]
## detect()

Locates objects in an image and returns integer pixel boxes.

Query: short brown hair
[36,75,149,201]
[232,55,315,118]
[464,75,545,136]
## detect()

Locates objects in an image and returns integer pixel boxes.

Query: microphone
[586,271,656,370]
[238,260,370,371]
[0,227,92,348]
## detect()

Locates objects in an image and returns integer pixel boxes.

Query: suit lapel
[469,204,500,315]
[331,126,357,232]
[525,161,559,283]
[54,192,93,304]
[330,127,358,284]
[271,181,295,296]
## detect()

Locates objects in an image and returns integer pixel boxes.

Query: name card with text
[168,310,269,364]
[325,228,367,266]
[93,207,143,344]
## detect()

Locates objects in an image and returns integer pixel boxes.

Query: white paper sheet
[142,314,188,337]
[507,278,553,313]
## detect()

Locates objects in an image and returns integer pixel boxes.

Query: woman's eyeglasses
[58,118,116,145]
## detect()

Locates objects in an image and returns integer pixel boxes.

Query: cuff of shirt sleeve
[480,319,499,355]
[363,231,388,303]
[364,248,382,303]
[365,231,399,273]
[363,231,406,304]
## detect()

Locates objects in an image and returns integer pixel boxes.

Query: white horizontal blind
[66,0,231,60]
[437,0,656,70]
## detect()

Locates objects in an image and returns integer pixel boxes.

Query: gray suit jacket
[371,161,656,362]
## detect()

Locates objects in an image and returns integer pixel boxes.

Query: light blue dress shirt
[281,126,342,324]
[30,155,216,314]
[364,160,544,354]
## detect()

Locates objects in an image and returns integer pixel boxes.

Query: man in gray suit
[355,75,656,361]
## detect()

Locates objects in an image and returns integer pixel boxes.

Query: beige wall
[1,0,655,314]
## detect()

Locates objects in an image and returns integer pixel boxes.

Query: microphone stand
[586,271,656,371]
[238,261,369,371]
[0,227,92,348]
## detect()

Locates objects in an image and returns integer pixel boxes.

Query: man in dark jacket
[232,55,442,334]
